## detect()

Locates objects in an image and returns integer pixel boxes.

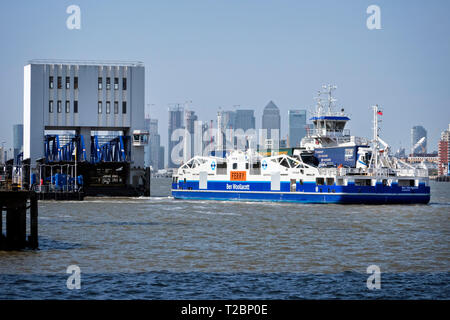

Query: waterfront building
[438,124,450,176]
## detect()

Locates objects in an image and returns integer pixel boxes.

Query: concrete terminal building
[23,60,149,195]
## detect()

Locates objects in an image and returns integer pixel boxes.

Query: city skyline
[0,1,449,156]
[2,102,445,167]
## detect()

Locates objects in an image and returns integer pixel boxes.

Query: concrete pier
[0,191,38,250]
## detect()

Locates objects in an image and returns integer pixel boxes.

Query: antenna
[320,84,337,114]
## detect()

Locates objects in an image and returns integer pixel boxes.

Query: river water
[0,179,448,299]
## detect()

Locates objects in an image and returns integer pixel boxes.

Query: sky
[0,0,449,155]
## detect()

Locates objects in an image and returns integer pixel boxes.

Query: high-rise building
[168,105,184,168]
[288,110,307,148]
[411,125,427,155]
[13,124,23,163]
[158,146,165,169]
[262,101,280,141]
[216,110,237,150]
[233,109,255,150]
[145,118,163,170]
[0,146,5,164]
[221,110,236,130]
[438,124,450,176]
[235,109,255,131]
[184,110,198,160]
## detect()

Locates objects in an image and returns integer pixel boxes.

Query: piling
[144,167,151,197]
[0,191,38,250]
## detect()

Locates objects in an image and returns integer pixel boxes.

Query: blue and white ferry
[171,86,430,204]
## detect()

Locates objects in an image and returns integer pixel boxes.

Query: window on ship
[250,161,261,175]
[217,162,227,175]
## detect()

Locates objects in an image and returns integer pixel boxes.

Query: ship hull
[171,181,430,204]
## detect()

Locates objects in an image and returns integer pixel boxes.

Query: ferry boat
[171,86,430,204]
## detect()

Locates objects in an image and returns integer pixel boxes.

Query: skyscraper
[168,105,184,168]
[158,146,165,169]
[185,110,198,159]
[411,125,427,155]
[288,110,307,148]
[262,101,280,141]
[145,118,163,170]
[221,110,236,130]
[13,124,23,162]
[234,109,255,131]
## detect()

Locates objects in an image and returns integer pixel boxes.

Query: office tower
[145,118,163,170]
[411,125,427,155]
[0,146,4,164]
[288,109,307,148]
[185,110,198,159]
[262,101,281,141]
[13,124,23,163]
[221,110,236,130]
[159,146,165,169]
[235,109,255,131]
[168,105,184,168]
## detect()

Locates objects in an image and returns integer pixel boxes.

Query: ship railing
[396,168,428,177]
[301,136,353,145]
[307,129,351,137]
[318,167,428,177]
[304,132,370,146]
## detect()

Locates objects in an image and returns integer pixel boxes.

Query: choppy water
[0,179,449,299]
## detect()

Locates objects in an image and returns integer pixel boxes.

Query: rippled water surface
[0,179,449,299]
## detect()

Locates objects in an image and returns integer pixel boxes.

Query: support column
[0,208,3,248]
[29,192,38,249]
[6,204,26,249]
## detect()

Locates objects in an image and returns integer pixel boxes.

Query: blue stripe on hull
[174,180,430,194]
[171,190,430,204]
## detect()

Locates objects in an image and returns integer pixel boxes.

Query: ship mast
[323,84,337,114]
[371,105,380,169]
[216,109,223,151]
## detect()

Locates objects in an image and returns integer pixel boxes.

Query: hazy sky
[0,0,449,155]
